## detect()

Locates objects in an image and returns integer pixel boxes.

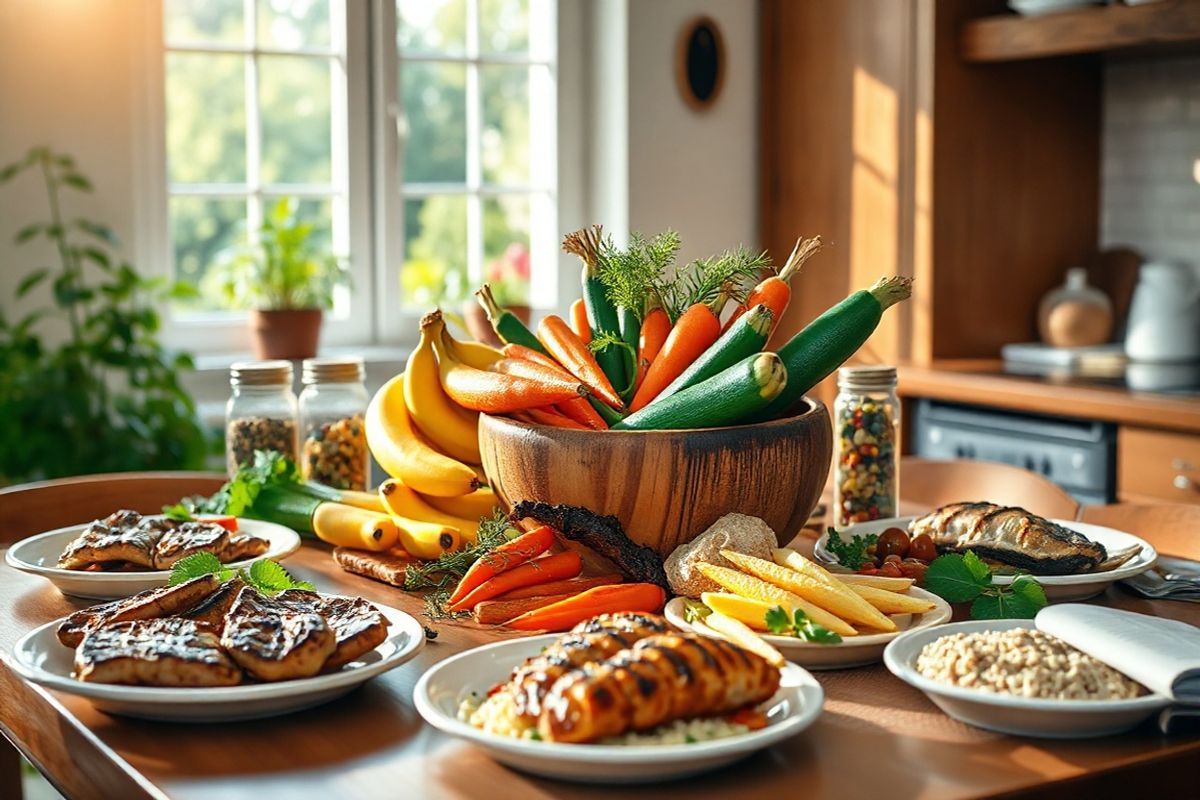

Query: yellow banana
[423,485,502,522]
[404,317,482,464]
[446,329,503,370]
[365,374,479,497]
[379,478,480,543]
[392,514,462,559]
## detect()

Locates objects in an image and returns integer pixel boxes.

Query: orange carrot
[526,406,589,430]
[554,398,608,430]
[496,573,623,600]
[724,236,822,334]
[569,298,591,345]
[473,592,578,626]
[501,343,569,374]
[505,583,667,631]
[492,357,583,387]
[628,303,721,412]
[448,550,583,612]
[727,708,769,730]
[537,315,624,410]
[434,329,586,412]
[639,306,671,363]
[447,525,556,606]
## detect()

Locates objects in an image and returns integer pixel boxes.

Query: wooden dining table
[3,526,1200,800]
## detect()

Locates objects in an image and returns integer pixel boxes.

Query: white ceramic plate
[8,598,423,722]
[665,588,952,670]
[412,635,824,783]
[884,619,1170,738]
[5,517,303,599]
[813,516,1157,601]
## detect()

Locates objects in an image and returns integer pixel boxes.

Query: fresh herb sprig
[597,229,680,316]
[824,527,879,571]
[662,246,770,319]
[167,552,315,595]
[764,605,843,644]
[164,450,301,519]
[924,551,1048,619]
[683,599,711,624]
[403,510,513,592]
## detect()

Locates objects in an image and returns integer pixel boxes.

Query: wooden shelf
[961,0,1200,63]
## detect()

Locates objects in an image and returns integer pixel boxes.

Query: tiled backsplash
[1101,56,1200,266]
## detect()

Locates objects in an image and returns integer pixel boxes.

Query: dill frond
[402,509,512,591]
[663,246,771,318]
[596,229,681,315]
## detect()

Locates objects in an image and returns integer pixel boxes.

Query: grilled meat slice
[74,618,242,686]
[223,532,270,563]
[57,510,174,570]
[909,503,1107,575]
[538,632,780,743]
[180,578,246,628]
[507,612,669,718]
[56,574,223,647]
[221,586,336,681]
[152,521,232,569]
[510,502,669,590]
[276,589,390,670]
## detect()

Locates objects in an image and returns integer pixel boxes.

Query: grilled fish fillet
[276,590,390,670]
[507,612,669,718]
[56,574,223,647]
[180,578,246,628]
[57,510,173,570]
[538,632,780,743]
[152,521,231,569]
[224,533,271,562]
[221,586,336,681]
[74,618,242,686]
[909,502,1107,575]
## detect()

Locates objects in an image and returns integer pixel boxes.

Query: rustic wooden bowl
[478,398,832,558]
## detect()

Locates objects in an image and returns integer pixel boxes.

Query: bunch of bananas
[364,313,502,558]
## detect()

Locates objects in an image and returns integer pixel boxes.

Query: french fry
[834,573,915,592]
[849,583,936,614]
[705,611,786,667]
[723,550,896,632]
[700,592,774,631]
[771,548,901,631]
[696,563,857,637]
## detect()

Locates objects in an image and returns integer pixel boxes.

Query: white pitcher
[1124,262,1200,363]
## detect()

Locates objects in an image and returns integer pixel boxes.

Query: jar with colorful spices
[833,365,899,526]
[299,357,370,491]
[225,361,299,476]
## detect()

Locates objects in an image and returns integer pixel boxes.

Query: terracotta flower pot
[463,300,531,347]
[250,308,323,360]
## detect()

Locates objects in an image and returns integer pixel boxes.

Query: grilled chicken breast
[56,574,223,647]
[909,502,1107,575]
[179,578,246,628]
[152,522,231,569]
[538,632,780,743]
[275,590,390,671]
[74,618,242,686]
[220,586,336,681]
[224,533,270,562]
[57,510,173,570]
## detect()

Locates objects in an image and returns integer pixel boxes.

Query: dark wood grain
[900,456,1081,520]
[478,400,832,556]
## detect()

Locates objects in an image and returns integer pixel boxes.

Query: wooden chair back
[0,472,226,545]
[1080,503,1200,560]
[899,457,1081,520]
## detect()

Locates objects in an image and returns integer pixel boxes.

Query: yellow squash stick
[849,584,936,615]
[701,592,774,631]
[705,612,786,668]
[695,563,856,637]
[833,573,915,592]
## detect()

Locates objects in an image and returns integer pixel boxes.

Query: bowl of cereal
[883,619,1170,738]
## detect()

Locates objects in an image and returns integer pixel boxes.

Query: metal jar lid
[302,356,365,384]
[230,360,293,387]
[837,365,898,391]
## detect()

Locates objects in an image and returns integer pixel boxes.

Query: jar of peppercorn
[833,365,899,527]
[299,357,370,491]
[226,361,299,476]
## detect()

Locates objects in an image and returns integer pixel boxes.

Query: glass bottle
[225,360,299,476]
[299,357,370,491]
[833,366,900,527]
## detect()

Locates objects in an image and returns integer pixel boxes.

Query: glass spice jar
[833,365,900,527]
[299,357,370,491]
[226,360,299,476]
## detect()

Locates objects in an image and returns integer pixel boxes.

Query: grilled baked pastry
[57,510,174,570]
[74,618,242,687]
[538,632,781,743]
[56,574,223,647]
[220,586,336,681]
[276,589,390,670]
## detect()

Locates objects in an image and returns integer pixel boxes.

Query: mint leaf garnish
[764,605,791,634]
[241,559,315,595]
[168,552,232,585]
[924,553,988,603]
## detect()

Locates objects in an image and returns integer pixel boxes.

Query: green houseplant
[214,197,348,360]
[0,146,207,484]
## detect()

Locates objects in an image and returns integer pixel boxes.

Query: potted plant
[215,197,348,360]
[463,242,531,346]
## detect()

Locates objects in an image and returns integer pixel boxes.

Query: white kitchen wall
[1101,56,1200,266]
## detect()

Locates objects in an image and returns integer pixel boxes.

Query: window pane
[401,62,467,183]
[170,196,247,310]
[165,0,244,45]
[483,195,530,305]
[166,53,246,184]
[480,0,528,54]
[259,56,332,184]
[262,195,334,255]
[481,66,529,186]
[397,0,466,54]
[401,195,468,309]
[258,0,331,48]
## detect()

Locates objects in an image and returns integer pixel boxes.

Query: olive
[875,527,910,561]
[909,533,937,563]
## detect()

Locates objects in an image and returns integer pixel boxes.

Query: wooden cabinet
[1119,427,1200,505]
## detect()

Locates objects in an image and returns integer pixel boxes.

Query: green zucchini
[587,395,627,426]
[755,276,913,420]
[652,303,773,405]
[617,305,641,400]
[612,352,787,430]
[250,484,323,534]
[584,271,627,389]
[476,284,546,354]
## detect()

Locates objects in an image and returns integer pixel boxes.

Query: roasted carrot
[448,550,583,612]
[433,329,586,412]
[639,305,672,367]
[501,343,569,374]
[554,398,608,430]
[492,357,584,387]
[472,592,578,626]
[727,708,769,731]
[569,298,591,345]
[495,573,623,600]
[526,406,589,430]
[628,302,722,412]
[724,235,822,334]
[447,524,556,606]
[537,315,624,409]
[505,582,667,631]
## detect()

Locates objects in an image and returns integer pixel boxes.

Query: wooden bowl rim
[480,396,828,437]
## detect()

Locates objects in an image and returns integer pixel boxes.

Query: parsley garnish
[164,450,302,519]
[763,605,842,644]
[924,552,1047,619]
[167,552,315,595]
[683,599,712,624]
[824,527,878,571]
[162,502,194,522]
